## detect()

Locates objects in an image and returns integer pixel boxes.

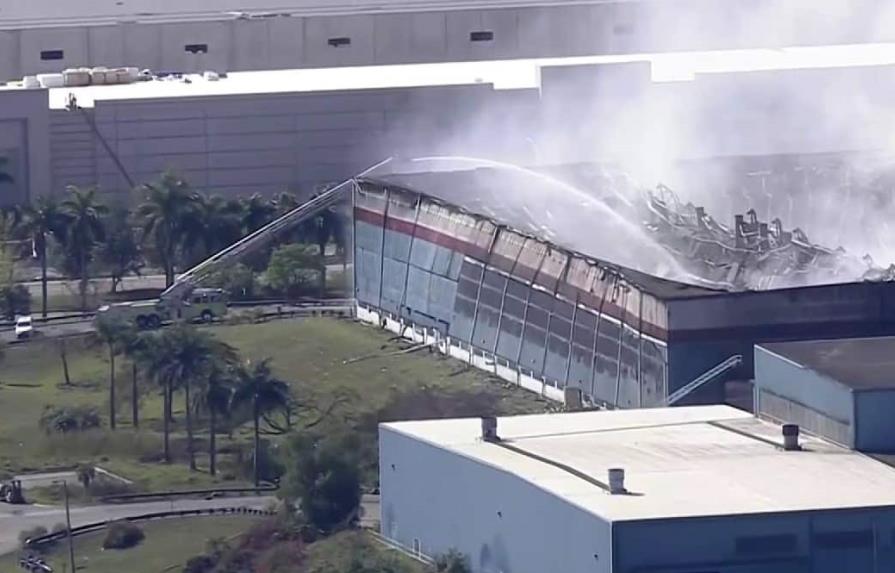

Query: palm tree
[138,325,235,468]
[273,191,299,216]
[136,172,199,288]
[59,186,108,310]
[195,195,243,259]
[233,359,290,485]
[94,318,132,430]
[122,330,150,429]
[240,193,276,234]
[135,332,175,462]
[18,197,64,317]
[195,362,234,476]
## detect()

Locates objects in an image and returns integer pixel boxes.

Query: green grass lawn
[0,516,259,572]
[0,317,549,489]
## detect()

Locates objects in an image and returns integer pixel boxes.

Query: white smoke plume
[373,1,895,279]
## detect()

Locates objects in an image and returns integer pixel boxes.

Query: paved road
[0,496,276,555]
[0,301,352,344]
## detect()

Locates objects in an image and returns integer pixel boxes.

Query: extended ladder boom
[160,180,353,304]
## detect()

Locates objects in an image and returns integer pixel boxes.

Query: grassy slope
[302,530,429,573]
[0,516,259,573]
[214,318,547,419]
[0,317,548,485]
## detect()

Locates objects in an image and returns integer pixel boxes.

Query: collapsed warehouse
[349,159,895,408]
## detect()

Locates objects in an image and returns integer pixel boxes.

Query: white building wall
[160,22,232,73]
[88,26,127,70]
[231,20,272,71]
[379,425,612,573]
[6,0,895,82]
[19,27,89,74]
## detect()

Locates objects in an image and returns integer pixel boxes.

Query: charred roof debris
[640,184,882,291]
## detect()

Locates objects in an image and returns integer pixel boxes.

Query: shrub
[38,405,102,434]
[280,431,362,534]
[0,284,31,320]
[205,263,257,300]
[264,243,323,298]
[435,549,472,573]
[102,521,144,550]
[182,554,216,573]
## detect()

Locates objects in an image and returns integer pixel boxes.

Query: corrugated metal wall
[753,346,854,448]
[355,180,669,407]
[47,83,539,198]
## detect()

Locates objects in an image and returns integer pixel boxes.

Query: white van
[14,315,33,339]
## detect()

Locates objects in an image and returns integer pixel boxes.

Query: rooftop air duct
[608,468,626,494]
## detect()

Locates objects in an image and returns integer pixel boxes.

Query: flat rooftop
[384,405,895,522]
[762,337,895,391]
[2,63,539,110]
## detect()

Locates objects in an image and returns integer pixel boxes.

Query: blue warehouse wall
[615,507,895,573]
[354,181,669,407]
[854,391,895,454]
[754,346,854,448]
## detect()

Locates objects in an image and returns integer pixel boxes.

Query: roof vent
[608,468,626,494]
[782,424,800,451]
[481,416,499,442]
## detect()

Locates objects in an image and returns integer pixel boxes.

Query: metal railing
[98,484,278,504]
[665,354,743,406]
[24,506,276,550]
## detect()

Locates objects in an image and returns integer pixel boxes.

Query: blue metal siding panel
[409,236,438,270]
[380,257,408,313]
[617,508,895,573]
[754,346,854,426]
[593,319,620,403]
[427,274,457,327]
[615,326,641,408]
[640,338,668,407]
[384,228,412,262]
[355,247,382,305]
[854,390,895,453]
[405,265,431,316]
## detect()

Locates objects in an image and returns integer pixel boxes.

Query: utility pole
[63,480,75,573]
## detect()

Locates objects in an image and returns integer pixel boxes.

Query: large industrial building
[2,0,893,84]
[380,405,895,573]
[349,164,895,407]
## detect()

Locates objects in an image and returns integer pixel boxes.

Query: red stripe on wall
[355,206,669,341]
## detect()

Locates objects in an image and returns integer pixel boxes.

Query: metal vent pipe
[608,468,626,494]
[782,424,800,451]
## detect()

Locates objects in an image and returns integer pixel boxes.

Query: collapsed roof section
[367,163,696,286]
[372,158,895,292]
[642,185,876,290]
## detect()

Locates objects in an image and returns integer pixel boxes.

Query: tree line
[0,171,346,318]
[93,319,291,486]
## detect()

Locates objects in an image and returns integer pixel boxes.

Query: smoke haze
[378,2,895,279]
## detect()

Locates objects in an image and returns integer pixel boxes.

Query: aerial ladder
[159,180,353,306]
